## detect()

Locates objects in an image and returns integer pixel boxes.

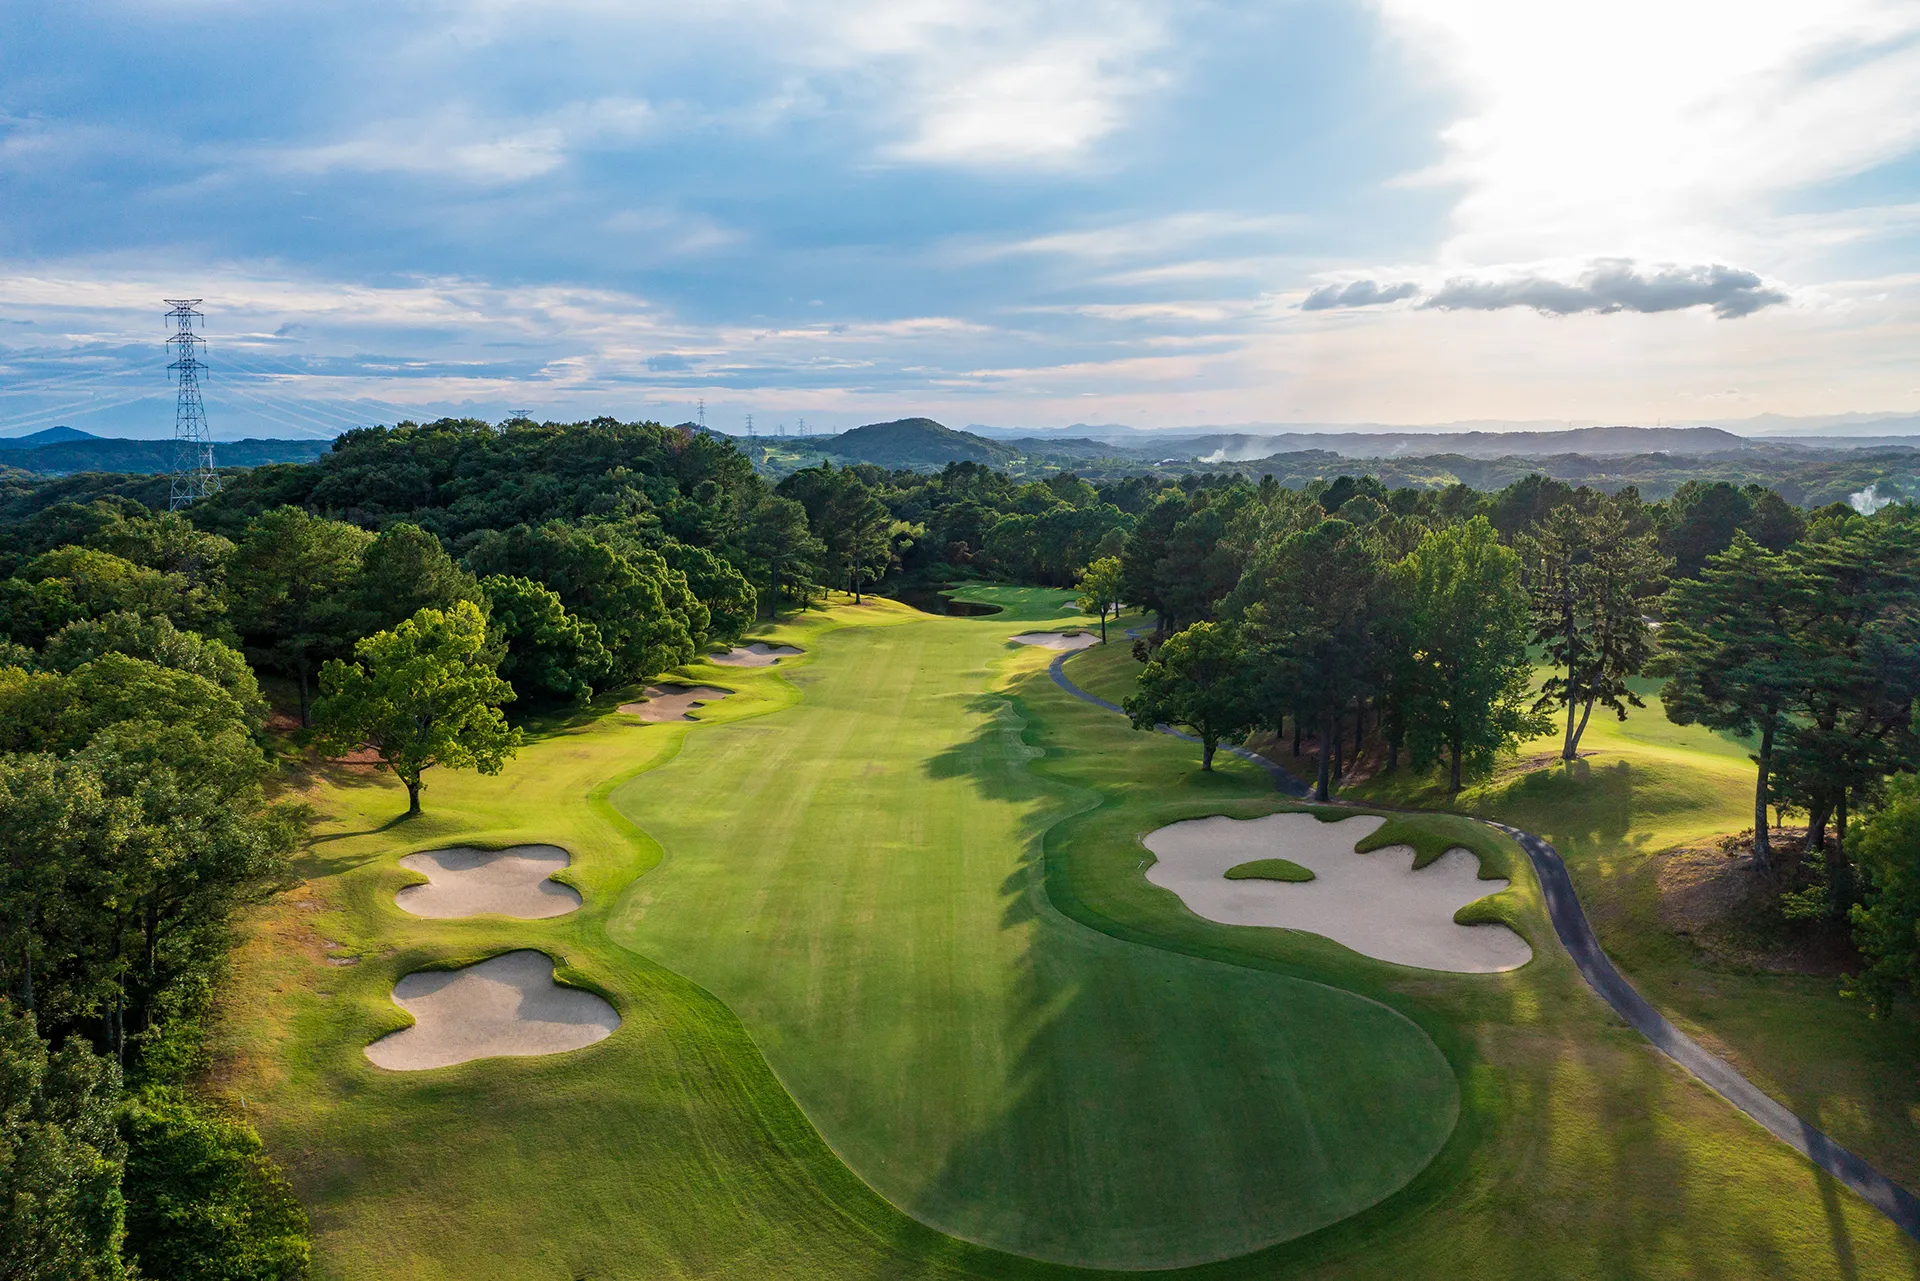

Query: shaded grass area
[209,598,1920,1279]
[1345,672,1920,1193]
[1225,858,1315,882]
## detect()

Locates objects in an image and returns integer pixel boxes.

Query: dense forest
[3,415,1918,1276]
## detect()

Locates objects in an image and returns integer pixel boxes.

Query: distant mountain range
[962,413,1920,453]
[0,430,330,475]
[8,418,1920,508]
[777,419,1885,468]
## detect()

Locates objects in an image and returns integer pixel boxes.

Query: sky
[2,0,1919,440]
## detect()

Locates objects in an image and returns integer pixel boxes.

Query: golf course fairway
[606,592,1457,1266]
[215,588,1920,1279]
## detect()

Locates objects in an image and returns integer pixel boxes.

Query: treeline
[1111,471,1920,1016]
[1,592,309,1275]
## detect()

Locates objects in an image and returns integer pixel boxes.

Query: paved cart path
[1047,646,1920,1243]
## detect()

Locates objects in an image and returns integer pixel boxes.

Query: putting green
[607,590,1459,1267]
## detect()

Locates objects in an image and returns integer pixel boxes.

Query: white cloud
[1373,0,1920,266]
[268,97,655,184]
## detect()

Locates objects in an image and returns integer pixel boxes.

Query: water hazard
[891,585,1004,616]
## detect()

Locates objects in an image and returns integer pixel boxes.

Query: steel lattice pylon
[164,299,219,509]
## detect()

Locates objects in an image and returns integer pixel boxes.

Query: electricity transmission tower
[164,299,218,509]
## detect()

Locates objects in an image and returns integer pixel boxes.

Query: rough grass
[206,602,1920,1280]
[1344,670,1920,1193]
[1225,857,1316,882]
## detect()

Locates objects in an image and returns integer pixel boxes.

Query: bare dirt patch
[618,683,732,722]
[364,950,619,1071]
[710,642,803,666]
[395,845,582,919]
[1655,830,1858,976]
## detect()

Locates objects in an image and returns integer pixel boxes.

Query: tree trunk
[1829,789,1855,920]
[1292,717,1302,757]
[406,775,422,816]
[1448,741,1463,794]
[1354,700,1366,758]
[1569,696,1597,758]
[1314,707,1333,802]
[1751,720,1774,875]
[1807,798,1831,852]
[1099,609,1108,644]
[1331,710,1344,780]
[1560,589,1580,762]
[1201,735,1217,772]
[297,655,313,728]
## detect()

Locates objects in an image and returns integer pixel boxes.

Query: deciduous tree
[313,601,522,816]
[1076,556,1125,643]
[1124,621,1257,771]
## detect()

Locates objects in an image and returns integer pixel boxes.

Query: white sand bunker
[1010,631,1099,651]
[395,846,582,919]
[710,642,803,666]
[619,683,731,722]
[365,950,619,1071]
[1143,812,1532,973]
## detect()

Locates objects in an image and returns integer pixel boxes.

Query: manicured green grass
[210,596,1920,1279]
[1225,857,1316,882]
[607,586,1456,1267]
[1343,671,1920,1192]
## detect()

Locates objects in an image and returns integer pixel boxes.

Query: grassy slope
[606,587,1457,1268]
[1341,669,1920,1192]
[208,607,1920,1279]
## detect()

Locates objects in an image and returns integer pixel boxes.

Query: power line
[164,299,219,509]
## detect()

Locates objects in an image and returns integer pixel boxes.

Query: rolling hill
[820,418,1021,469]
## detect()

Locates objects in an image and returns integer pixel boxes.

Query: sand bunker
[1010,631,1100,652]
[1143,812,1532,973]
[710,642,803,666]
[395,846,582,919]
[618,683,732,722]
[365,950,619,1071]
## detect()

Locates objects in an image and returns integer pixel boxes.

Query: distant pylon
[164,299,218,509]
[697,399,706,429]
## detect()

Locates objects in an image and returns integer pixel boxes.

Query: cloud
[269,97,655,184]
[646,353,692,371]
[1301,280,1419,311]
[1421,261,1788,319]
[1373,1,1920,264]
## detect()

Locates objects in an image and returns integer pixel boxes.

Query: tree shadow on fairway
[923,693,1055,805]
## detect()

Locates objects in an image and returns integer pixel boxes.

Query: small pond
[890,585,1005,616]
